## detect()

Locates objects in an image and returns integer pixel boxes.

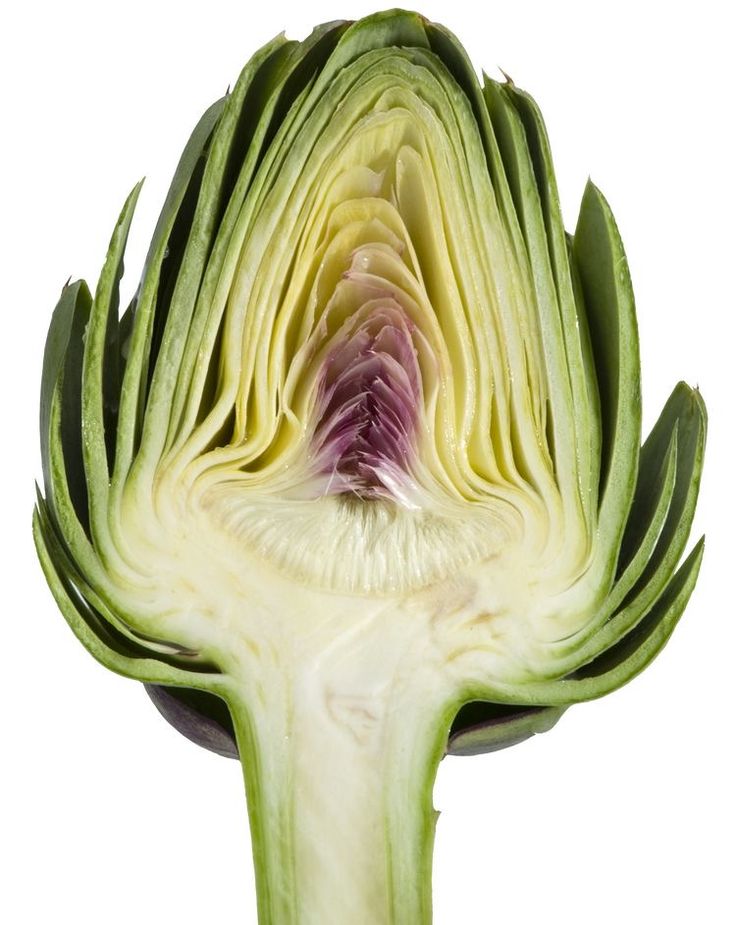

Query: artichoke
[33,10,705,924]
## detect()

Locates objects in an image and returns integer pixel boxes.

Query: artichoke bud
[34,11,706,924]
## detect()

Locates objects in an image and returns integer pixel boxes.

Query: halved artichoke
[33,10,705,924]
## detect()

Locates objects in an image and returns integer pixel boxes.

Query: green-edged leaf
[40,279,92,528]
[81,182,141,547]
[573,179,641,595]
[619,383,706,608]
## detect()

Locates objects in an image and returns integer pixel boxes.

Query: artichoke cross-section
[34,10,705,925]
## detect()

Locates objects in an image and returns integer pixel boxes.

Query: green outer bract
[33,10,705,924]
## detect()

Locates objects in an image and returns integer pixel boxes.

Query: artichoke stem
[227,671,446,925]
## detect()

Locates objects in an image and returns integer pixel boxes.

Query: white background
[2,1,733,922]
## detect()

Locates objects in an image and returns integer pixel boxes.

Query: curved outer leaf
[40,279,92,530]
[447,704,566,757]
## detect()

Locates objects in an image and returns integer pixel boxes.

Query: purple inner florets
[313,302,421,499]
